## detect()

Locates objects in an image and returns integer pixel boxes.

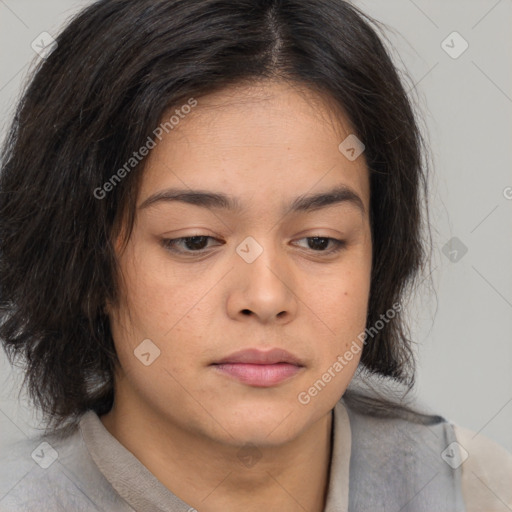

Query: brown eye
[162,235,222,254]
[295,237,346,254]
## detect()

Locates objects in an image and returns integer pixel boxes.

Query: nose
[226,237,298,324]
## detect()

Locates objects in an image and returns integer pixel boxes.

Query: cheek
[111,248,217,372]
[323,290,368,364]
[117,244,196,330]
[320,258,371,325]
[313,259,371,362]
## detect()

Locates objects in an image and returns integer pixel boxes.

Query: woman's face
[107,80,372,446]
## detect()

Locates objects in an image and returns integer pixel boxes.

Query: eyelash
[161,235,346,256]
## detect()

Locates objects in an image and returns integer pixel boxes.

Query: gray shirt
[1,398,511,511]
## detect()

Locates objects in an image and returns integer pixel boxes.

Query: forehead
[138,80,369,216]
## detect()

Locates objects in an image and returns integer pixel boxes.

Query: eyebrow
[138,184,366,216]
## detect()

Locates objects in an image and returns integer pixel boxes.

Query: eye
[294,236,346,254]
[161,235,346,257]
[161,235,222,254]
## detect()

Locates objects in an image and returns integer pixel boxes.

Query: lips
[212,348,305,367]
[211,348,305,387]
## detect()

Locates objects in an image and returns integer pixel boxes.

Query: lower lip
[212,363,303,387]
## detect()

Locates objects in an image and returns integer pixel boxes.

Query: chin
[213,405,314,447]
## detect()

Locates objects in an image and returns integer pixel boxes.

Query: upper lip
[212,348,304,366]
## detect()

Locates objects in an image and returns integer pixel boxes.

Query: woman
[0,0,510,511]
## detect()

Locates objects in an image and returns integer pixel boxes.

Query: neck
[100,395,334,512]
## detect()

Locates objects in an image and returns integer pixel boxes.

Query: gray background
[0,0,511,454]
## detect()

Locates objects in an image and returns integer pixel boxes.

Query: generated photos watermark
[297,302,401,405]
[94,97,198,200]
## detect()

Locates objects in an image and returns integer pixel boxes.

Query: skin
[101,79,372,512]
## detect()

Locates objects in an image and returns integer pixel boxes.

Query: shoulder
[453,423,512,511]
[341,393,467,511]
[0,413,132,511]
[0,428,81,511]
[341,384,512,511]
[343,394,460,464]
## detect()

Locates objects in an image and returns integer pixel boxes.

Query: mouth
[210,348,305,387]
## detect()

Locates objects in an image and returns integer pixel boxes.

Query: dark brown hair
[0,0,432,432]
